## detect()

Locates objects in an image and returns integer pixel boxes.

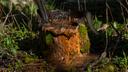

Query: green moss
[46,33,53,45]
[24,55,37,64]
[78,23,90,53]
[100,64,115,72]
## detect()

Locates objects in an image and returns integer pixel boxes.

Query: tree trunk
[41,17,92,71]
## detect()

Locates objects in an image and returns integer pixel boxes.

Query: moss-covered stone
[78,23,90,53]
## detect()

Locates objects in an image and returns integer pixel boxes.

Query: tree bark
[42,18,91,71]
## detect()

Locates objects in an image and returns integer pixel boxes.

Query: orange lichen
[47,29,81,69]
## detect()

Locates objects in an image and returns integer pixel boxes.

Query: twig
[2,2,12,25]
[120,4,126,23]
[106,1,121,56]
[117,0,128,15]
[105,1,109,52]
[85,12,99,35]
[111,35,121,56]
[12,15,20,29]
[90,51,107,67]
[77,0,81,11]
[1,14,21,19]
[34,0,49,23]
[126,0,128,6]
[106,2,114,21]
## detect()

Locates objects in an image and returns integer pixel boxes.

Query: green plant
[0,0,9,7]
[46,0,56,10]
[0,24,36,71]
[113,51,128,69]
[23,2,37,16]
[0,0,41,71]
[86,64,92,72]
[8,60,23,71]
[93,17,102,30]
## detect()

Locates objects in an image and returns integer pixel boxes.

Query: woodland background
[0,0,128,72]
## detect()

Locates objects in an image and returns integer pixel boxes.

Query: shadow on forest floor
[89,32,128,57]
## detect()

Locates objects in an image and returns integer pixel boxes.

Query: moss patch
[79,23,90,53]
[46,33,53,45]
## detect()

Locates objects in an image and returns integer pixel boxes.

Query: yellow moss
[100,64,115,72]
[78,23,90,53]
[23,54,37,64]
